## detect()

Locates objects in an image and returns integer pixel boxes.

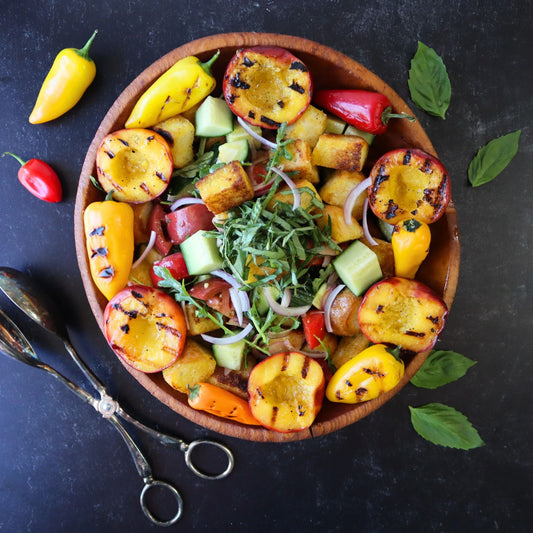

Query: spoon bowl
[0,307,42,367]
[0,267,67,339]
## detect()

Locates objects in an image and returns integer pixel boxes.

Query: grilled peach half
[358,277,448,353]
[247,352,325,433]
[96,128,173,203]
[103,285,187,373]
[368,148,451,225]
[223,46,312,129]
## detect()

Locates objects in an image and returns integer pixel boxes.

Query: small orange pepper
[391,218,431,278]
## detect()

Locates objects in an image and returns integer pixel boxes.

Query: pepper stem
[381,106,416,126]
[386,345,403,362]
[199,50,220,76]
[2,152,26,167]
[75,29,98,61]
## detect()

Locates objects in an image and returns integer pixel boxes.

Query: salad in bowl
[74,33,459,442]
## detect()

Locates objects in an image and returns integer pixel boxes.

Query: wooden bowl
[74,33,460,442]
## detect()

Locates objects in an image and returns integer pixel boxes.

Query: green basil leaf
[408,41,451,119]
[409,403,485,450]
[468,130,521,187]
[410,350,476,389]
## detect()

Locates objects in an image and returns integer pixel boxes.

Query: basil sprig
[409,350,483,449]
[409,404,485,450]
[410,350,476,389]
[408,41,451,119]
[468,130,521,187]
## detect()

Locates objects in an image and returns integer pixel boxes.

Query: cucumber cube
[344,124,375,145]
[217,139,249,164]
[180,230,224,275]
[213,340,246,370]
[333,240,382,296]
[195,96,234,137]
[226,122,262,149]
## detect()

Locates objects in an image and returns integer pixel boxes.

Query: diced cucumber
[180,230,224,275]
[213,340,246,371]
[377,219,395,242]
[254,285,281,315]
[312,282,328,309]
[344,124,375,145]
[195,96,234,137]
[325,114,346,134]
[217,139,249,164]
[226,122,262,149]
[333,240,382,296]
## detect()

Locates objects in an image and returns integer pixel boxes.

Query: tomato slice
[149,203,172,255]
[165,203,215,245]
[302,310,326,349]
[151,252,190,286]
[189,278,234,317]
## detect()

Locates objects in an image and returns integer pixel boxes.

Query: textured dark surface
[0,1,531,532]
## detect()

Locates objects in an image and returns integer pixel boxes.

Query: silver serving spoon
[0,267,235,524]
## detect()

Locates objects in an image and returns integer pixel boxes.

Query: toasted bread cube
[285,105,327,148]
[318,205,363,243]
[319,169,367,220]
[152,115,195,169]
[182,303,220,336]
[162,338,216,394]
[330,332,370,368]
[196,161,254,214]
[312,133,369,171]
[206,364,255,399]
[359,236,394,278]
[267,178,321,213]
[277,139,319,184]
[129,246,162,287]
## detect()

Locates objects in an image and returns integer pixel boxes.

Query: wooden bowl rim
[74,32,460,442]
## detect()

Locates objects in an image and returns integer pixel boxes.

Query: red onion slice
[264,286,310,316]
[237,116,277,150]
[323,284,345,333]
[363,197,378,246]
[201,323,253,345]
[229,287,243,326]
[131,230,156,270]
[170,196,205,212]
[211,269,250,313]
[343,176,372,225]
[270,167,301,210]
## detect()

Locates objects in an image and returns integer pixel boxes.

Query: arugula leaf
[468,130,521,187]
[408,41,451,119]
[410,350,476,389]
[409,403,484,450]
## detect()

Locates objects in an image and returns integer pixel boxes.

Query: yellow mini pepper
[391,218,431,279]
[29,30,98,124]
[326,344,405,404]
[84,198,134,300]
[125,51,219,129]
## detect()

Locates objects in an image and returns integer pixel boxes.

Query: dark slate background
[0,1,531,532]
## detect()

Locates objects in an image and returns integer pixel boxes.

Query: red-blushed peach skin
[358,277,448,353]
[223,46,313,129]
[368,148,451,225]
[74,33,460,442]
[103,285,187,373]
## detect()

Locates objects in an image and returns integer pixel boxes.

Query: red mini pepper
[313,89,415,135]
[3,152,62,202]
[302,310,326,349]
